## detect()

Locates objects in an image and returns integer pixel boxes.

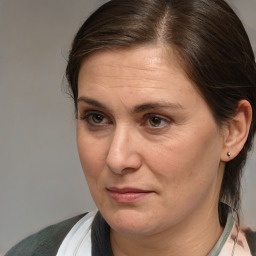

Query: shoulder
[5,213,87,256]
[244,228,256,256]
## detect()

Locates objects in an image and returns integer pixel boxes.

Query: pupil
[150,117,161,126]
[93,114,103,123]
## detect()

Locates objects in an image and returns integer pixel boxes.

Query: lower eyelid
[148,120,169,127]
[143,116,171,129]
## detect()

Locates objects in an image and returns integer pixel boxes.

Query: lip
[107,187,154,203]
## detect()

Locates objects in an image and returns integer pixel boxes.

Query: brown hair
[66,0,256,224]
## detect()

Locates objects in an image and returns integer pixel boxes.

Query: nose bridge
[110,124,129,155]
[106,124,141,174]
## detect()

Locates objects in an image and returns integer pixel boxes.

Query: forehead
[78,45,189,91]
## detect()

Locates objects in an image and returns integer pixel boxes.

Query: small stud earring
[227,152,231,158]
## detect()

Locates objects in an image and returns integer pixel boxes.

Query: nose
[106,126,142,175]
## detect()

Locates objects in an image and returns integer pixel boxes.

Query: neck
[110,203,223,256]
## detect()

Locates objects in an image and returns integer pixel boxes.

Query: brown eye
[145,114,170,128]
[149,116,162,127]
[79,111,110,127]
[91,114,105,124]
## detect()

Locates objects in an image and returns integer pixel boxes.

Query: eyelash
[79,111,111,127]
[79,111,171,129]
[143,114,171,128]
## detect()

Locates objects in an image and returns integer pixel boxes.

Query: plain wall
[0,0,255,254]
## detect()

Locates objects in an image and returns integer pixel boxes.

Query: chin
[102,207,163,236]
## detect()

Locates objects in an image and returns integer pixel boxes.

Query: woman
[5,0,256,255]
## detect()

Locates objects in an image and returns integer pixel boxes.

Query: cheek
[77,134,111,211]
[77,132,107,183]
[146,126,223,195]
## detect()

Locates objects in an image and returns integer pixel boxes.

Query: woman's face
[77,46,226,236]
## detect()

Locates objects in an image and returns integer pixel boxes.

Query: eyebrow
[133,102,184,113]
[77,97,108,109]
[77,96,184,113]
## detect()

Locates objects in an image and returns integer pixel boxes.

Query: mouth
[107,187,154,203]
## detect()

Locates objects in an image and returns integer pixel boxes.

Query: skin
[76,45,229,256]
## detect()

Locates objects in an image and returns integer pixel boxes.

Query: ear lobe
[221,100,252,162]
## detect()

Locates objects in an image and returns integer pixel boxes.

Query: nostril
[106,150,142,175]
[106,128,142,174]
[106,154,141,175]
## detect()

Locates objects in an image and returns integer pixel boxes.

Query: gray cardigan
[5,214,86,256]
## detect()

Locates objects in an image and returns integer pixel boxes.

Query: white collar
[56,212,96,256]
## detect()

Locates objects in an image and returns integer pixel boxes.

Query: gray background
[0,0,255,254]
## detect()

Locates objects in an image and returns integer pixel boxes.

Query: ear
[221,100,252,162]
